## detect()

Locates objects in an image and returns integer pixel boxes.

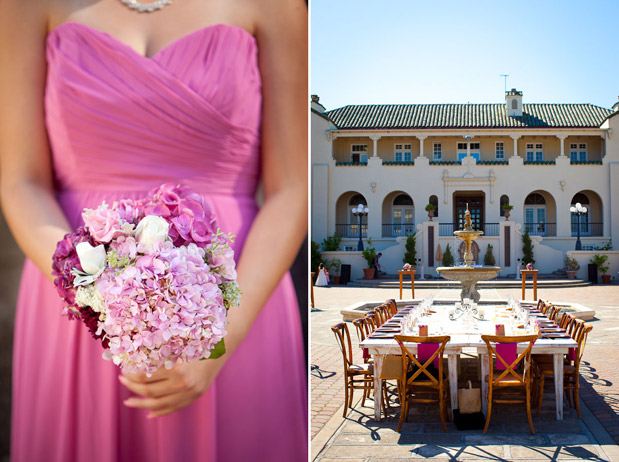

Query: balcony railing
[571,222,603,237]
[524,222,557,236]
[438,223,500,236]
[382,223,416,237]
[336,223,367,238]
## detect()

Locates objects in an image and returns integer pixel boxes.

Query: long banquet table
[360,304,578,422]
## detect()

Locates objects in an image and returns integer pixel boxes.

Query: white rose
[76,242,106,275]
[135,215,169,248]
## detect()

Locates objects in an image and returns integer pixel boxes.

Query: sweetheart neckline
[47,21,256,60]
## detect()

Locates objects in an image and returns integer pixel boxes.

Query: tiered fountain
[436,206,501,302]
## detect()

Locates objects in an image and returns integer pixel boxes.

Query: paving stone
[323,445,417,458]
[546,434,594,445]
[463,434,546,445]
[510,445,601,459]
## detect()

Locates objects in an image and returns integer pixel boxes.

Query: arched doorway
[335,191,368,238]
[381,192,414,237]
[571,191,603,236]
[523,190,557,236]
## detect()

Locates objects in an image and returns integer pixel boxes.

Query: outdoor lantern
[570,203,587,250]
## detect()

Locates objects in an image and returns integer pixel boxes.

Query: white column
[370,135,381,158]
[510,135,521,158]
[557,134,567,158]
[417,135,427,158]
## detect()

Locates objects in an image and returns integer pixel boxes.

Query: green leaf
[207,338,226,359]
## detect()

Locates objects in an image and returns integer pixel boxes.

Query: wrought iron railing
[438,223,500,236]
[335,223,367,238]
[382,223,416,237]
[523,222,557,236]
[571,222,603,237]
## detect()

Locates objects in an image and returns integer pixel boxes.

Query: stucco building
[311,90,619,280]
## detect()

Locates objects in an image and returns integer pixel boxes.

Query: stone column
[416,135,427,158]
[557,134,567,158]
[510,135,521,158]
[370,135,381,158]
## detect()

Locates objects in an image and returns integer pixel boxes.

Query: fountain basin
[436,266,501,303]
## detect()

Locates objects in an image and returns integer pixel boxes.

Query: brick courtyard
[311,284,619,461]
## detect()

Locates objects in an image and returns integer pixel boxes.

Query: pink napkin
[418,343,440,369]
[567,347,576,361]
[495,343,517,370]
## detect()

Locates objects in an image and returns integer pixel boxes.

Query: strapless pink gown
[11,22,307,462]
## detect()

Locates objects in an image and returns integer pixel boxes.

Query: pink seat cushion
[418,343,440,368]
[495,343,517,370]
[567,347,576,361]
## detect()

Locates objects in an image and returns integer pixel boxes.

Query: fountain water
[436,206,501,302]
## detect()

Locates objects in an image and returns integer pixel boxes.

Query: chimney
[505,88,523,117]
[612,96,619,113]
[311,94,326,113]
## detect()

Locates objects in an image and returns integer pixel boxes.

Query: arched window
[392,194,414,236]
[429,195,439,217]
[524,193,546,235]
[571,193,591,236]
[512,99,518,109]
[500,194,509,217]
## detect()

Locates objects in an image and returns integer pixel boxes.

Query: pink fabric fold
[495,343,518,370]
[568,347,576,361]
[418,343,440,369]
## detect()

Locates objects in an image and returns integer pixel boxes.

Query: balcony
[571,222,603,237]
[382,223,416,237]
[336,223,367,238]
[523,222,557,237]
[438,223,500,237]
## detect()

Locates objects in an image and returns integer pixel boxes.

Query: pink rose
[83,205,125,243]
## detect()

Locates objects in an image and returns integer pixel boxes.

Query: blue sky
[311,0,619,110]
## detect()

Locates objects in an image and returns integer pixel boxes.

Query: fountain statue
[436,206,501,302]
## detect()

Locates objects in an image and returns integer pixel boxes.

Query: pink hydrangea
[95,242,228,375]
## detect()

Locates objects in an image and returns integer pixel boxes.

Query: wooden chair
[331,322,375,417]
[394,335,451,432]
[371,306,386,327]
[386,299,398,316]
[481,334,539,434]
[548,306,561,322]
[364,312,379,331]
[535,322,592,418]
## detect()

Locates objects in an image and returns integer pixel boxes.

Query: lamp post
[352,203,369,251]
[570,202,587,251]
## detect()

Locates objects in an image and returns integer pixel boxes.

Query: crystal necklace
[120,0,173,13]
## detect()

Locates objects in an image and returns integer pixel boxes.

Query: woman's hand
[119,356,226,418]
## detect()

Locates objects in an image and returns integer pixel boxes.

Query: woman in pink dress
[0,0,307,461]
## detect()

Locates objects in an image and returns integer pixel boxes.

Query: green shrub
[442,244,455,267]
[403,233,417,266]
[590,254,610,275]
[311,240,322,274]
[361,238,377,269]
[483,244,496,266]
[321,233,342,251]
[522,230,535,265]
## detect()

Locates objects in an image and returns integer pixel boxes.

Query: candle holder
[449,298,485,321]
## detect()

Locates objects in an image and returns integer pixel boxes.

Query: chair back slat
[574,323,593,364]
[364,312,378,331]
[481,334,539,385]
[386,299,398,316]
[352,317,370,342]
[548,306,561,322]
[331,322,354,368]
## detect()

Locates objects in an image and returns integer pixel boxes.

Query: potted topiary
[590,254,611,284]
[502,203,514,220]
[483,244,496,266]
[425,203,436,221]
[403,233,417,270]
[361,238,377,279]
[565,255,580,279]
[325,258,342,285]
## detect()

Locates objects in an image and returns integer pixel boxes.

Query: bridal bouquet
[52,184,241,375]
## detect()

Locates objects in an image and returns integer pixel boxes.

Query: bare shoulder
[251,0,307,37]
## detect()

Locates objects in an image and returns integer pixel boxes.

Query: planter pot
[601,274,611,284]
[504,210,511,220]
[566,270,576,280]
[363,268,376,280]
[333,275,341,285]
[427,210,434,221]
